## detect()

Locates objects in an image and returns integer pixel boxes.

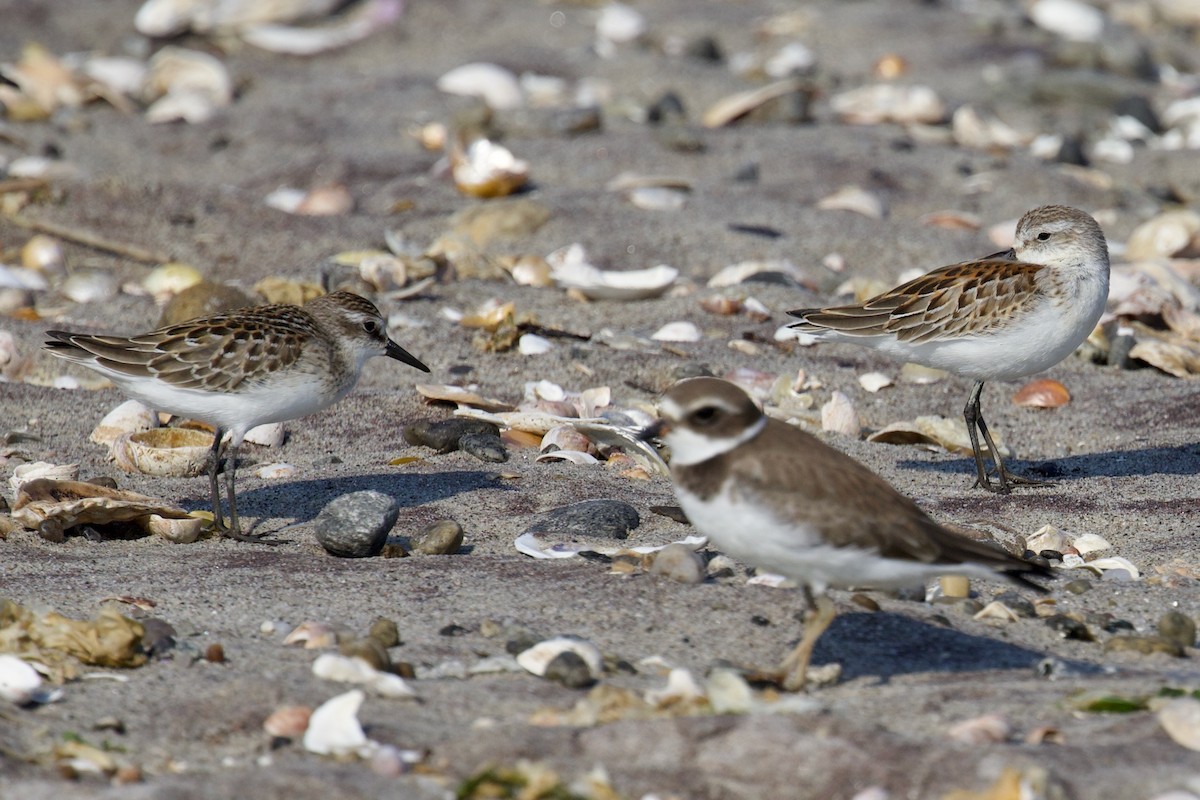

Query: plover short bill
[788,205,1110,492]
[45,291,430,541]
[646,377,1050,690]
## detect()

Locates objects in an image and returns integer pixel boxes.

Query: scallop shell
[451,139,529,199]
[1012,379,1070,408]
[547,244,678,301]
[90,400,160,446]
[516,636,603,679]
[302,689,373,757]
[146,513,204,543]
[11,478,192,533]
[111,428,214,477]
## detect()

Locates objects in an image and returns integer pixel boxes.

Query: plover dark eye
[691,406,719,425]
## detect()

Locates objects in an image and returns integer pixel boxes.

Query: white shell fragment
[90,400,160,446]
[1025,524,1066,554]
[514,531,706,560]
[518,333,555,355]
[857,372,893,393]
[547,244,678,301]
[240,0,403,55]
[651,321,701,343]
[707,259,808,288]
[244,422,286,447]
[303,690,375,758]
[516,636,603,679]
[1061,556,1140,580]
[1072,533,1111,555]
[10,461,80,495]
[816,186,884,219]
[451,139,529,198]
[1159,698,1200,752]
[831,84,945,125]
[702,78,806,128]
[1028,0,1105,42]
[142,47,233,124]
[0,654,60,705]
[312,653,416,699]
[436,62,522,110]
[535,450,600,466]
[135,0,343,36]
[254,463,297,479]
[820,391,860,437]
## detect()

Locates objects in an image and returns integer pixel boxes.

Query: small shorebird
[788,205,1110,492]
[45,291,429,541]
[647,377,1049,690]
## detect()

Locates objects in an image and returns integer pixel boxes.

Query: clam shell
[518,333,554,355]
[90,399,160,446]
[111,428,214,477]
[516,636,603,679]
[547,243,678,301]
[146,513,204,544]
[702,78,806,128]
[540,425,593,454]
[135,0,342,36]
[651,321,701,342]
[1012,379,1070,408]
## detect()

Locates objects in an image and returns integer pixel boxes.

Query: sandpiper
[788,205,1110,492]
[647,377,1049,690]
[45,291,429,541]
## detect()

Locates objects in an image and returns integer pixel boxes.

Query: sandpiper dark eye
[363,320,380,335]
[691,406,719,425]
[1036,232,1051,241]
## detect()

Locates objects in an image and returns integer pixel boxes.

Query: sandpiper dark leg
[208,427,227,529]
[964,381,1048,492]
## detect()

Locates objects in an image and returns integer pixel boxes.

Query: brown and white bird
[647,377,1049,690]
[788,205,1110,492]
[45,291,429,541]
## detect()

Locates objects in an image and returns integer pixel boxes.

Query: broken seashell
[1071,533,1111,555]
[1028,0,1105,42]
[20,235,65,277]
[245,422,286,447]
[142,47,233,124]
[707,259,808,288]
[535,450,600,466]
[1025,524,1066,554]
[90,399,160,446]
[540,425,593,454]
[951,106,1028,151]
[145,514,205,544]
[135,0,343,36]
[702,78,807,128]
[142,262,204,301]
[547,244,678,301]
[1125,210,1200,261]
[645,667,706,708]
[627,186,688,211]
[436,62,522,110]
[868,415,1008,457]
[898,363,947,384]
[264,705,312,739]
[857,372,893,393]
[312,653,416,699]
[11,478,192,534]
[919,210,982,231]
[283,621,340,649]
[1065,556,1140,579]
[451,139,529,199]
[239,0,404,55]
[816,186,884,219]
[508,256,554,288]
[111,427,214,478]
[820,391,860,437]
[62,271,118,304]
[518,333,554,355]
[416,383,515,412]
[303,689,374,758]
[652,321,701,343]
[516,636,603,679]
[831,84,945,125]
[974,601,1019,623]
[0,654,58,705]
[9,462,80,495]
[700,296,742,316]
[1129,337,1200,378]
[254,463,296,479]
[1012,379,1070,408]
[946,713,1010,744]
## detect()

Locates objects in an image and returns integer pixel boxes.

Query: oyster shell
[11,478,193,534]
[111,427,214,478]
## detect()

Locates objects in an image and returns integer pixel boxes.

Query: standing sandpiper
[788,205,1110,492]
[45,291,429,541]
[647,377,1049,690]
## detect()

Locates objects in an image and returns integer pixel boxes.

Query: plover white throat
[647,377,1049,690]
[788,205,1110,492]
[45,291,430,541]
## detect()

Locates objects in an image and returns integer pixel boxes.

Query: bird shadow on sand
[806,609,1095,682]
[224,470,512,536]
[897,442,1200,484]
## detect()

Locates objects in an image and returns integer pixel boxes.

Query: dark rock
[544,650,596,689]
[141,617,177,659]
[524,499,641,541]
[1114,95,1162,134]
[1158,611,1196,649]
[683,36,723,63]
[459,432,508,463]
[404,418,501,454]
[368,617,401,649]
[1045,614,1093,641]
[646,91,687,124]
[340,636,391,671]
[313,491,398,558]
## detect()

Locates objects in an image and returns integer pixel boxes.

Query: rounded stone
[411,519,464,555]
[1158,611,1197,650]
[1063,579,1093,595]
[544,650,596,689]
[368,617,401,649]
[339,636,391,671]
[649,543,705,584]
[1104,635,1185,658]
[458,432,508,463]
[313,490,398,558]
[403,418,500,454]
[1044,614,1093,642]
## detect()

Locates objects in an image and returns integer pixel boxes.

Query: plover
[647,377,1049,690]
[788,205,1110,492]
[45,291,429,541]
